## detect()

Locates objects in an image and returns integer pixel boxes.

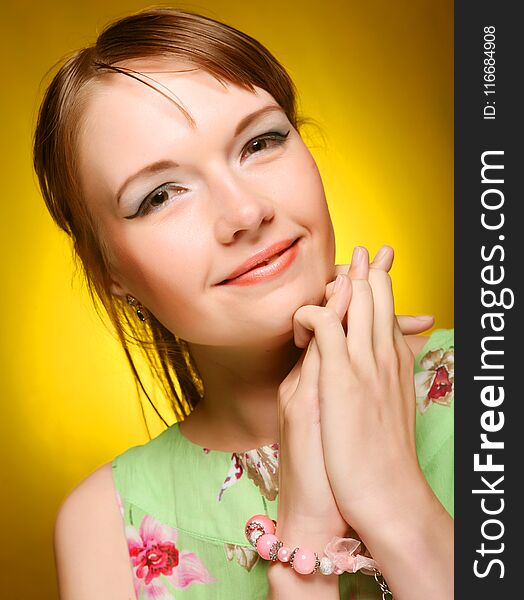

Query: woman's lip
[219,237,298,283]
[221,238,297,282]
[219,238,301,286]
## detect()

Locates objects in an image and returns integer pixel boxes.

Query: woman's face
[77,59,335,346]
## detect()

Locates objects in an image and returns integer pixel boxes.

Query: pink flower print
[126,515,216,599]
[415,347,454,414]
[217,454,243,501]
[218,443,279,501]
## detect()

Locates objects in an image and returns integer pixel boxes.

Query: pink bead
[334,567,344,575]
[256,533,279,560]
[292,547,317,575]
[277,545,291,562]
[245,515,276,540]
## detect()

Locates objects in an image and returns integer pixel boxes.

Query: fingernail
[333,274,345,293]
[415,315,433,320]
[352,246,364,264]
[373,245,390,262]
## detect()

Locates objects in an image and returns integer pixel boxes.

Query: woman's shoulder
[54,462,136,599]
[55,462,117,542]
[113,425,176,464]
[112,426,173,470]
[111,426,180,508]
[55,463,115,530]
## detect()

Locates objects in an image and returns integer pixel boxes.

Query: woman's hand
[269,250,359,598]
[332,249,434,335]
[276,281,348,543]
[292,246,437,536]
[284,245,453,599]
[331,256,434,335]
[293,246,434,350]
[275,248,401,540]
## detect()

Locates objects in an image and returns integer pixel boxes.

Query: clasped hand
[277,245,434,543]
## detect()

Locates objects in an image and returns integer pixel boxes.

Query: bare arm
[54,462,136,600]
[359,483,454,600]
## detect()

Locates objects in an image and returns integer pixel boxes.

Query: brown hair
[33,6,316,434]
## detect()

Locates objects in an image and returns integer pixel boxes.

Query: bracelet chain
[373,568,393,599]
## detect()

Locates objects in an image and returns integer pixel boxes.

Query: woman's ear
[109,280,126,297]
[105,260,128,298]
[106,266,128,298]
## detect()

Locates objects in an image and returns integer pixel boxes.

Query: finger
[325,282,434,338]
[293,303,351,392]
[316,310,434,335]
[393,315,416,384]
[324,264,351,304]
[393,311,411,347]
[326,245,393,303]
[345,247,374,360]
[284,276,351,418]
[295,273,352,348]
[334,263,351,277]
[368,268,396,358]
[294,337,321,399]
[281,327,326,406]
[279,337,322,424]
[326,273,352,318]
[397,315,435,335]
[347,245,368,280]
[294,321,312,349]
[370,244,394,272]
[327,273,352,340]
[288,274,351,390]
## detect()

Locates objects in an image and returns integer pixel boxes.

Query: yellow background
[1,1,452,597]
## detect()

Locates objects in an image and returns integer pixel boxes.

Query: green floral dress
[111,329,454,599]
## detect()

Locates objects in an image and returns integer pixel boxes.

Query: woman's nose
[212,173,276,243]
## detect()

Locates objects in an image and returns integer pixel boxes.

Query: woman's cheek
[287,148,328,212]
[290,152,334,258]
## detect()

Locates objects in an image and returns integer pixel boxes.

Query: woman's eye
[241,130,290,161]
[125,130,290,219]
[125,184,187,219]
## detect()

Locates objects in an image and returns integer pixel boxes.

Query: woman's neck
[180,337,303,452]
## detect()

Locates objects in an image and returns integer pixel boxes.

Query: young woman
[33,7,454,599]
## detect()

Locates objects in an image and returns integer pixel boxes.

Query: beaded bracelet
[245,515,393,597]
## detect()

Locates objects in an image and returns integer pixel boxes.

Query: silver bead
[269,540,283,561]
[245,522,265,547]
[319,556,335,575]
[248,530,264,547]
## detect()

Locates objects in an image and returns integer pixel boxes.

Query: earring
[126,294,147,322]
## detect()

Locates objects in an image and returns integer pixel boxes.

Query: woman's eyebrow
[116,160,178,205]
[234,104,286,136]
[116,104,286,205]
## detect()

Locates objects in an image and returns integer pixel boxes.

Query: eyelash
[125,129,291,219]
